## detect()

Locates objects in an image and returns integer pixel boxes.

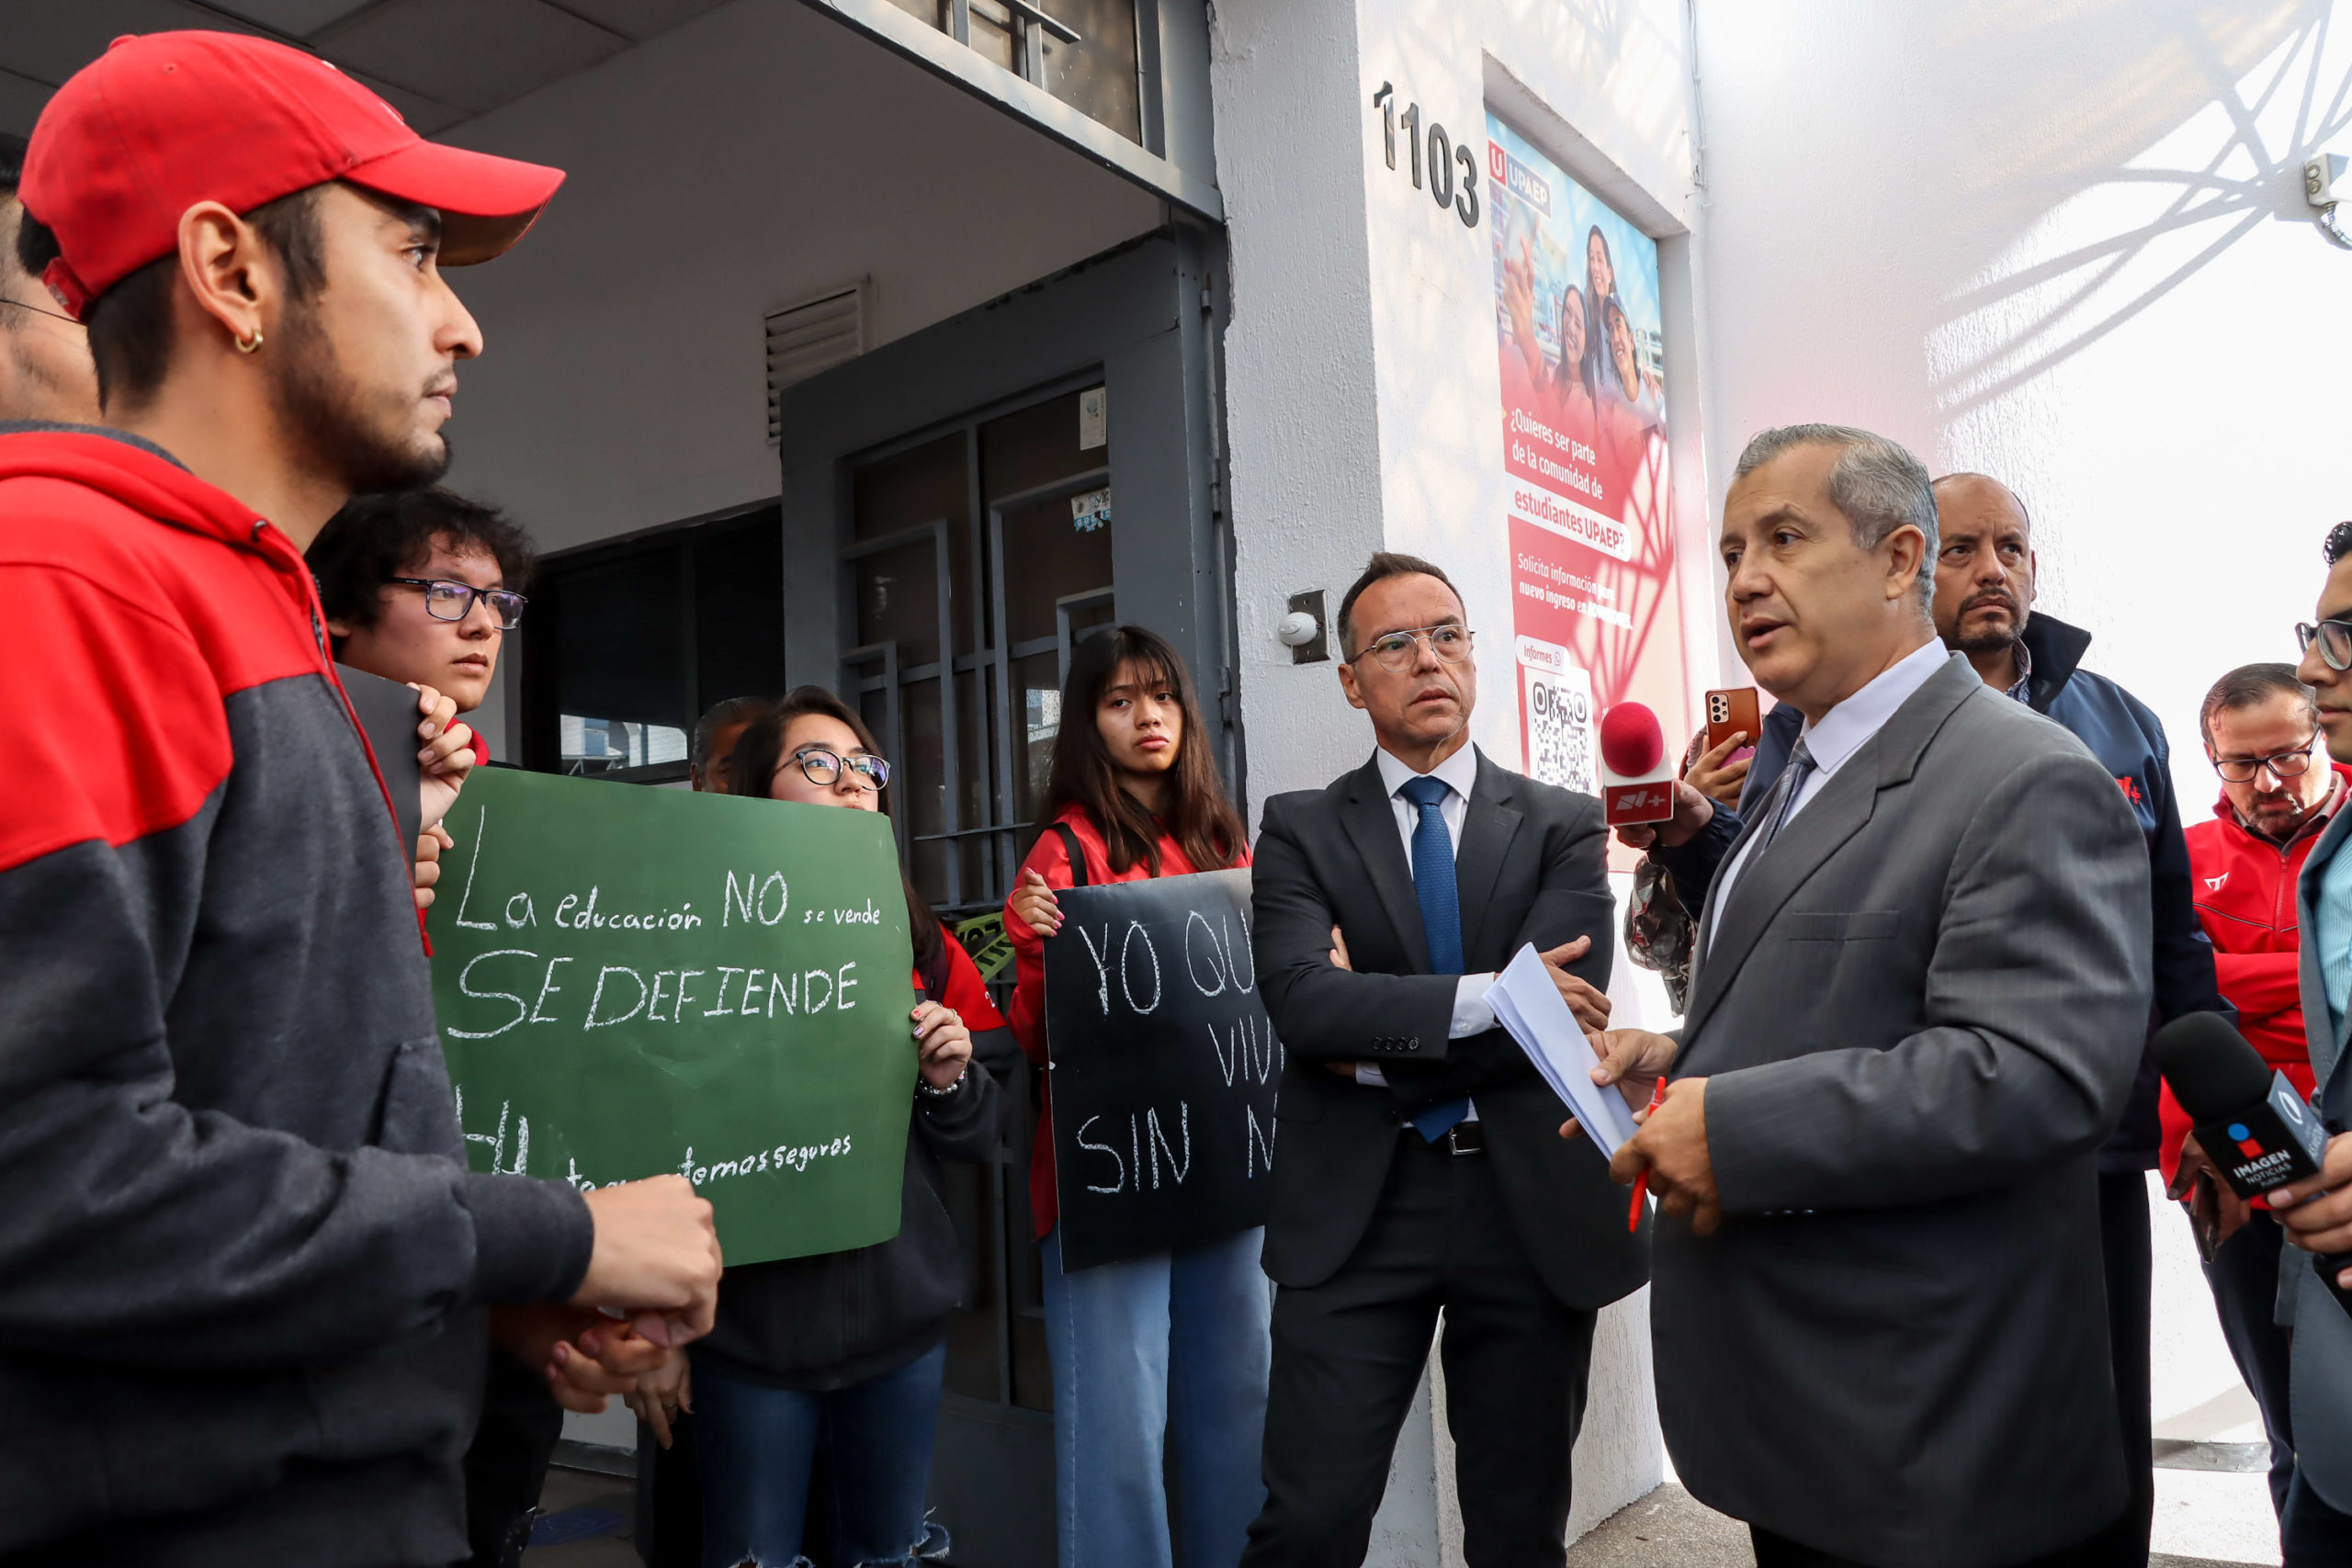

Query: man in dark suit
[1587,426,2153,1568]
[1242,552,1649,1568]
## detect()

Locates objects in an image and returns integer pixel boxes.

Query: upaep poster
[1488,112,1689,818]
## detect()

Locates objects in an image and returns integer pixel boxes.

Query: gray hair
[1734,423,1938,613]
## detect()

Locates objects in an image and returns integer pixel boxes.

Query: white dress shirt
[1706,639,1957,949]
[1357,743,1496,1092]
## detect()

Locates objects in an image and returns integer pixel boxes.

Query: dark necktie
[1749,736,1818,859]
[1399,774,1469,1141]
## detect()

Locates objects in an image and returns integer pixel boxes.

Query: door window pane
[967,0,1016,71]
[956,668,991,909]
[1013,650,1061,836]
[855,539,941,669]
[552,546,689,774]
[980,389,1100,505]
[902,677,947,904]
[855,433,976,654]
[1001,496,1114,647]
[694,508,785,714]
[1040,0,1140,142]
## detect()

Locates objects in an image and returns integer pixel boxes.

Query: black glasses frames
[391,577,528,630]
[790,746,891,792]
[2210,734,2319,784]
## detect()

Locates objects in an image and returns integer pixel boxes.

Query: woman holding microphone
[1004,626,1269,1568]
[633,685,1013,1568]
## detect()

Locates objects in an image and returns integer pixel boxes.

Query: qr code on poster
[1521,662,1596,795]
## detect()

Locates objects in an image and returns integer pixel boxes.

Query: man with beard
[0,132,97,423]
[1930,470,2228,1563]
[0,32,722,1567]
[1613,467,2223,1564]
[2163,664,2345,1542]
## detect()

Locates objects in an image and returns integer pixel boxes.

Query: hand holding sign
[412,682,474,832]
[1012,866,1063,937]
[913,1000,973,1090]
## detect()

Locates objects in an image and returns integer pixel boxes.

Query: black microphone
[2153,1011,2352,1312]
[2154,1012,2328,1196]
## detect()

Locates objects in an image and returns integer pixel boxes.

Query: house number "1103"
[1373,82,1479,230]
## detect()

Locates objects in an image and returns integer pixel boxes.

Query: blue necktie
[1399,775,1470,1141]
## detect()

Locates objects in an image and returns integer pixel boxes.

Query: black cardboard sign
[336,663,424,855]
[1044,869,1282,1271]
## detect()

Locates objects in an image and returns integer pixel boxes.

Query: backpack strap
[1052,821,1090,889]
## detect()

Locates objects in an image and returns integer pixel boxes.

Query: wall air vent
[766,283,867,444]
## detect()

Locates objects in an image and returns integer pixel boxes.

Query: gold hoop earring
[234,329,264,355]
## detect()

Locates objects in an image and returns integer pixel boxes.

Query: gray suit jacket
[2290,807,2352,1512]
[1652,653,2154,1567]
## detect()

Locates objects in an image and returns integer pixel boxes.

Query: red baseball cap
[19,31,565,317]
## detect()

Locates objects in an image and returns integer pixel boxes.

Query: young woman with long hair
[1002,626,1269,1568]
[628,685,1014,1568]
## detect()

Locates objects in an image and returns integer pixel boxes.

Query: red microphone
[1598,702,1676,825]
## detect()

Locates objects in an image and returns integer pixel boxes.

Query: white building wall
[1212,0,1702,1555]
[1691,0,2352,820]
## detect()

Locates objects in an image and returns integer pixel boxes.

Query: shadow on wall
[1697,0,2350,457]
[1929,0,2352,422]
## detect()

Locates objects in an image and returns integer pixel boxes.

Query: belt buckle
[1445,1122,1485,1156]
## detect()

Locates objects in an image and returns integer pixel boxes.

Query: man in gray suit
[1581,425,2153,1568]
[2251,519,2352,1561]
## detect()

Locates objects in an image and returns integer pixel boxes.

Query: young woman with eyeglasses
[1002,626,1268,1568]
[635,685,1014,1568]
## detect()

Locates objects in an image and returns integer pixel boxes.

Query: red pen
[1626,1077,1669,1232]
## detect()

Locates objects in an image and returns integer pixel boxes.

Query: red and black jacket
[0,427,590,1566]
[2157,770,2346,1189]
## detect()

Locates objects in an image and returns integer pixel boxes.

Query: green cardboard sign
[428,769,916,1267]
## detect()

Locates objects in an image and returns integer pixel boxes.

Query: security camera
[2304,153,2352,249]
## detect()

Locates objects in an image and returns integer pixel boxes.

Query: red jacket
[2157,769,2346,1188]
[0,427,588,1561]
[1005,805,1249,1238]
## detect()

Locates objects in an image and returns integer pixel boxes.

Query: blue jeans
[692,1343,949,1568]
[1039,1224,1272,1568]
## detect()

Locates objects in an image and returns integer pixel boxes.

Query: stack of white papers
[1485,943,1639,1156]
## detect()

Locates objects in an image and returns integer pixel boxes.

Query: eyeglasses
[390,577,528,630]
[788,746,890,791]
[1350,624,1475,673]
[2298,618,2352,671]
[2298,617,2352,671]
[2211,733,2319,784]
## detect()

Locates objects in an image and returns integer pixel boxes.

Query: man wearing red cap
[0,32,721,1567]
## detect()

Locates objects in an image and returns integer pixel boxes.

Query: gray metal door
[775,229,1235,1568]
